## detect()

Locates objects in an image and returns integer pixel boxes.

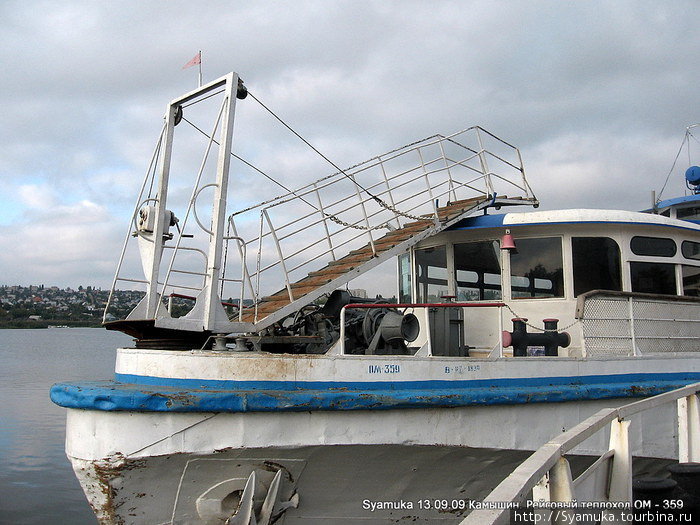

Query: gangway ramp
[104,74,538,338]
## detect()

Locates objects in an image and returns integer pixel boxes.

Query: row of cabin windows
[411,238,566,303]
[630,236,700,260]
[407,236,700,303]
[631,262,700,296]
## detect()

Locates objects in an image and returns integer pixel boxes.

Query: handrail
[226,129,498,216]
[461,381,700,525]
[225,128,535,309]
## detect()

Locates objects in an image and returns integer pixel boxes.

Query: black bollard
[505,318,570,357]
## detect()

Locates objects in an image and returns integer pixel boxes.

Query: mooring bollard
[502,318,571,357]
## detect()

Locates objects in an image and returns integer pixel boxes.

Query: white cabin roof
[452,208,700,232]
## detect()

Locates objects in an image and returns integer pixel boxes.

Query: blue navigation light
[685,166,700,187]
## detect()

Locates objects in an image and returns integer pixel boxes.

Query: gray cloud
[1,0,699,292]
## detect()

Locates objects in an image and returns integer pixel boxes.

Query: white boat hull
[65,394,680,523]
[53,350,700,523]
[69,443,538,524]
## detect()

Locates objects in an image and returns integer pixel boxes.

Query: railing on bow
[461,381,700,525]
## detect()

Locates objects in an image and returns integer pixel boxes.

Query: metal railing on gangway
[225,127,536,309]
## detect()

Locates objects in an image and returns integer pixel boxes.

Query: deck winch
[253,290,420,355]
[323,290,419,355]
[503,318,570,357]
[265,290,419,355]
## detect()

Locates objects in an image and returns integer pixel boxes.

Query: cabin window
[453,240,502,300]
[682,241,700,261]
[571,237,622,296]
[677,207,700,220]
[630,261,677,295]
[510,237,564,298]
[682,265,700,296]
[398,253,411,303]
[630,236,677,257]
[415,246,448,302]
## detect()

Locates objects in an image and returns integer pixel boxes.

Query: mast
[141,73,244,332]
[201,73,238,331]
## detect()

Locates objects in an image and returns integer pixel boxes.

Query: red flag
[182,52,201,69]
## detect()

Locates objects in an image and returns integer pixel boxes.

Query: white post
[550,457,575,502]
[606,418,632,523]
[350,174,376,255]
[532,472,553,524]
[628,297,639,356]
[198,50,203,87]
[550,458,576,525]
[145,104,178,318]
[416,148,439,220]
[475,127,495,196]
[532,458,576,525]
[678,394,700,462]
[498,305,504,358]
[339,306,347,354]
[264,209,294,302]
[314,182,336,260]
[202,73,239,332]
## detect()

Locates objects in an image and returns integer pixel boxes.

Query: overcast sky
[1,1,700,292]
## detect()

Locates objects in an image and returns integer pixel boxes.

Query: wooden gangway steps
[243,195,517,328]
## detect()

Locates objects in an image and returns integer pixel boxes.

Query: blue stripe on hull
[50,373,700,413]
[113,371,700,391]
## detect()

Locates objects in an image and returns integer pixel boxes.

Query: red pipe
[344,302,505,309]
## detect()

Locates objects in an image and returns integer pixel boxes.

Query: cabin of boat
[107,202,700,360]
[401,205,700,358]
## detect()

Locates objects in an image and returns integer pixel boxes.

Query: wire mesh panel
[581,297,634,356]
[633,299,700,354]
[580,292,700,356]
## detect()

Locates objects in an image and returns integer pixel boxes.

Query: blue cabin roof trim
[449,214,506,229]
[653,193,700,211]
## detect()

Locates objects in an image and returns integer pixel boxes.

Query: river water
[0,328,131,524]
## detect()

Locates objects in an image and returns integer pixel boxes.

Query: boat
[51,72,700,524]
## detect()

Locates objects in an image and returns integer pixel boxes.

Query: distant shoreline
[0,320,102,329]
